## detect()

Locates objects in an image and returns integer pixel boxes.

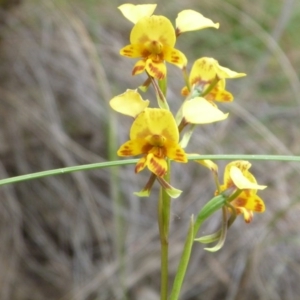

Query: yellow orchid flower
[118,108,187,177]
[109,89,149,118]
[219,161,267,223]
[120,15,187,79]
[182,57,246,103]
[118,4,157,24]
[190,57,247,81]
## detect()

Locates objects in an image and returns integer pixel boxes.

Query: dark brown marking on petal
[141,49,151,58]
[234,197,247,207]
[147,61,165,80]
[221,92,232,101]
[171,55,180,63]
[150,156,166,177]
[132,65,145,76]
[244,212,253,223]
[173,149,186,161]
[254,199,264,212]
[119,149,133,156]
[192,76,210,87]
[135,160,145,173]
[122,50,133,56]
[141,144,153,154]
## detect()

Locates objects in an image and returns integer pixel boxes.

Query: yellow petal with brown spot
[165,141,187,163]
[132,60,146,76]
[120,44,144,58]
[135,156,147,173]
[117,139,146,157]
[146,153,167,177]
[145,59,166,80]
[164,46,187,68]
[240,193,266,213]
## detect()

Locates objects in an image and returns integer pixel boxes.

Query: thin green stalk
[158,189,169,300]
[1,154,300,187]
[187,154,300,162]
[158,160,171,300]
[0,160,138,187]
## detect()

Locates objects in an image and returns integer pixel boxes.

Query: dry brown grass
[0,0,300,299]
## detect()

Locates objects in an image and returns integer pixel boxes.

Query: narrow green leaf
[194,194,227,235]
[169,215,194,300]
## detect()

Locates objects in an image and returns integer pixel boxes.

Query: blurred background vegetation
[0,0,300,299]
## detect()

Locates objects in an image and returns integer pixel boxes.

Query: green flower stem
[158,160,171,300]
[158,189,169,300]
[1,155,300,187]
[155,75,171,300]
